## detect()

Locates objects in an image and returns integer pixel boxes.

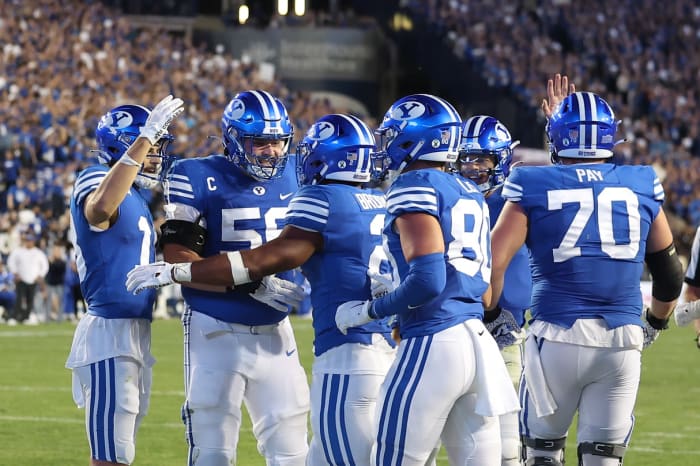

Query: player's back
[385,169,490,338]
[70,165,156,319]
[285,184,392,356]
[503,163,664,328]
[164,154,298,325]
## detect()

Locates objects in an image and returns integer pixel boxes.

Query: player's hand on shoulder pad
[368,271,395,299]
[335,300,374,335]
[250,276,305,313]
[139,95,185,145]
[484,308,525,350]
[673,300,700,327]
[126,261,177,294]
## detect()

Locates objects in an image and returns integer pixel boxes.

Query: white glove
[139,95,184,145]
[368,271,395,298]
[674,300,700,327]
[642,307,669,349]
[335,300,374,335]
[250,276,305,313]
[126,261,191,294]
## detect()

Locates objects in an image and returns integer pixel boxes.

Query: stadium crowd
[411,0,700,247]
[2,0,700,324]
[0,0,363,322]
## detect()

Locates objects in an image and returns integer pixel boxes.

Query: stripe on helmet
[338,114,373,176]
[464,115,488,139]
[417,93,460,122]
[249,90,278,134]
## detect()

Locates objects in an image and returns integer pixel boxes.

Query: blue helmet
[296,114,376,186]
[221,90,293,181]
[457,115,519,193]
[374,94,462,181]
[94,104,173,188]
[547,91,618,161]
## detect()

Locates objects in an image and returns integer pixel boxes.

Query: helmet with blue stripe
[547,91,617,161]
[221,90,294,181]
[296,114,376,186]
[374,94,462,181]
[94,104,174,189]
[457,115,519,193]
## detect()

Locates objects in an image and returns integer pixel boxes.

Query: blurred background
[2,0,700,322]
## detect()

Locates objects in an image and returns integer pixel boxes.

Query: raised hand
[139,95,185,145]
[542,74,576,119]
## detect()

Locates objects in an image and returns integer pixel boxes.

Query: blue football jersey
[70,165,157,320]
[164,154,297,325]
[502,163,664,328]
[385,169,491,339]
[487,185,532,327]
[284,184,394,356]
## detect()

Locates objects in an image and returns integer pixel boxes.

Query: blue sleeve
[371,252,446,318]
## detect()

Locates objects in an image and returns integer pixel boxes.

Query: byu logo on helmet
[391,101,426,121]
[228,99,246,120]
[109,110,135,129]
[308,121,335,141]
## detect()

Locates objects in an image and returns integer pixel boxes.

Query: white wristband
[118,153,142,167]
[171,263,192,283]
[227,251,252,285]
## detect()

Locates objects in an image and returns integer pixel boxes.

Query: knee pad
[522,436,566,466]
[577,442,625,466]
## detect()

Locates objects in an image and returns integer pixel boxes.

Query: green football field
[1,315,699,465]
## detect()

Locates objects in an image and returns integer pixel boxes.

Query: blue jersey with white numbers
[487,185,532,327]
[502,163,663,328]
[385,169,491,338]
[70,165,157,320]
[285,184,394,356]
[164,154,297,325]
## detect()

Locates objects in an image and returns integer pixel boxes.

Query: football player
[153,90,309,466]
[455,115,528,466]
[126,113,397,465]
[65,95,184,466]
[489,90,683,466]
[334,94,519,465]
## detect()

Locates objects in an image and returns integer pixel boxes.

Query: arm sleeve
[372,252,446,318]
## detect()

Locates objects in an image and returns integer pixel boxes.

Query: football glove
[335,300,374,335]
[673,300,700,327]
[139,94,184,145]
[250,276,305,313]
[484,308,525,350]
[642,307,668,349]
[126,261,190,294]
[368,271,395,299]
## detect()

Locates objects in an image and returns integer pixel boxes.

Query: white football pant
[73,356,152,465]
[372,323,501,466]
[183,309,310,466]
[520,340,640,465]
[307,339,396,465]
